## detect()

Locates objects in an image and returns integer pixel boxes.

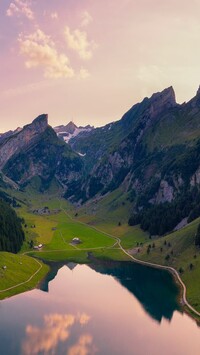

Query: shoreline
[0,248,200,324]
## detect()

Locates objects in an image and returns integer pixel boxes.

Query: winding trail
[2,199,199,318]
[0,258,42,293]
[60,201,200,318]
[118,241,200,317]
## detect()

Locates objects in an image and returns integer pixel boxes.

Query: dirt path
[60,201,200,318]
[0,258,42,293]
[2,200,199,317]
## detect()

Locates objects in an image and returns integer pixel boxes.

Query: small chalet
[72,237,81,244]
[33,244,43,250]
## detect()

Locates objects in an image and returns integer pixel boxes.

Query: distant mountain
[69,87,177,170]
[3,86,200,236]
[54,121,94,144]
[0,114,83,191]
[68,86,178,199]
[64,86,200,235]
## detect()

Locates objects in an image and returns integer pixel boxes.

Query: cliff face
[148,86,176,118]
[1,115,83,191]
[0,114,48,169]
[80,87,178,199]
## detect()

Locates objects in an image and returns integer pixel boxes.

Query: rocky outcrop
[190,167,200,186]
[148,86,177,118]
[150,180,174,204]
[0,114,48,169]
[1,114,83,191]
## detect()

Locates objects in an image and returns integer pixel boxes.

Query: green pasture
[0,252,48,300]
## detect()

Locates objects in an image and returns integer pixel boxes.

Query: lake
[0,260,200,355]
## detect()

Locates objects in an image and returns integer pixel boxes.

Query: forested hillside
[0,200,24,253]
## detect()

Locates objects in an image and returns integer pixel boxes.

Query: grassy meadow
[0,252,48,300]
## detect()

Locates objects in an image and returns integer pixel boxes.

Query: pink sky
[1,0,200,132]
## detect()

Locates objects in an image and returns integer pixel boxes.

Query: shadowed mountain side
[0,115,83,191]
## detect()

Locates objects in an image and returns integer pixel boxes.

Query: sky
[1,0,200,132]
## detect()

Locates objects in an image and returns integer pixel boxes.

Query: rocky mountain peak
[65,121,77,134]
[0,114,49,169]
[149,86,177,118]
[151,86,176,106]
[29,114,48,132]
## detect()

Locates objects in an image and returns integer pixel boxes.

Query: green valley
[1,184,200,323]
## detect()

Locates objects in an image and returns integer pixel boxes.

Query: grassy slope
[136,218,200,312]
[8,188,125,264]
[75,188,149,248]
[0,252,49,300]
[144,107,200,152]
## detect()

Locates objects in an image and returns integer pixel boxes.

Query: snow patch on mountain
[54,121,94,144]
[63,127,93,143]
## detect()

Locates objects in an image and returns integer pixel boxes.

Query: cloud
[64,26,96,60]
[18,29,74,79]
[6,0,34,20]
[22,313,75,355]
[81,11,93,27]
[68,334,97,355]
[22,313,91,355]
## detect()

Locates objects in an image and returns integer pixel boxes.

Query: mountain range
[2,86,200,235]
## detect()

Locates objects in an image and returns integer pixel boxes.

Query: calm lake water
[0,261,200,355]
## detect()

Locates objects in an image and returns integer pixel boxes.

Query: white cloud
[81,11,93,27]
[18,29,74,79]
[6,0,34,20]
[64,26,96,60]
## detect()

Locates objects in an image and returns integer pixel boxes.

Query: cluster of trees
[195,224,200,247]
[129,187,200,236]
[0,199,24,253]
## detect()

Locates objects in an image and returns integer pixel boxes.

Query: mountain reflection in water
[40,260,180,323]
[1,261,200,355]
